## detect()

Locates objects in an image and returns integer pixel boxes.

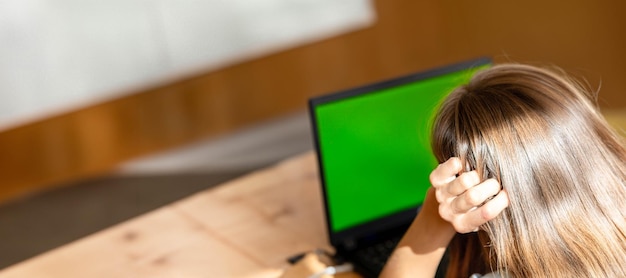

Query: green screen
[315,65,488,233]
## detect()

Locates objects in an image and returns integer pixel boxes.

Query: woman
[381,64,626,277]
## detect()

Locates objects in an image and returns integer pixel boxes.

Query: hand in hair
[430,157,510,233]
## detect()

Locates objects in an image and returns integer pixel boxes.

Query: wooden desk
[0,152,359,277]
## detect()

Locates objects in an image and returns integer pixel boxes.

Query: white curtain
[0,0,375,130]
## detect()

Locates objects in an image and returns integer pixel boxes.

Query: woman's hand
[381,158,510,278]
[429,157,510,233]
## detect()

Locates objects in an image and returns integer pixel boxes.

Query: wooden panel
[436,0,626,107]
[0,0,625,203]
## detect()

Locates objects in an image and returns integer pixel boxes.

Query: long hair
[431,64,626,277]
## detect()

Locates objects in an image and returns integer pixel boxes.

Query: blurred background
[0,0,625,270]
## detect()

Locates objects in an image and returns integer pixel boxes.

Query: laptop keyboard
[352,235,402,273]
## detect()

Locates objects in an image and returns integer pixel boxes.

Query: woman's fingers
[452,189,510,233]
[450,178,501,213]
[429,157,510,233]
[429,157,463,188]
[446,171,479,196]
[430,158,463,203]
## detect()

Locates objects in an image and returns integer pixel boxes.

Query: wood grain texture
[0,0,625,203]
[0,152,360,278]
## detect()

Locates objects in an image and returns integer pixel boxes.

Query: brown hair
[431,64,626,277]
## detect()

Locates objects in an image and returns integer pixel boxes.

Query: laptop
[308,57,492,277]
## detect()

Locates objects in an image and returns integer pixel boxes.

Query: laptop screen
[310,58,491,239]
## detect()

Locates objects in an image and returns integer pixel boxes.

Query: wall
[0,0,625,203]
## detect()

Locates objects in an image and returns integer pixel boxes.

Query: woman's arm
[380,188,455,278]
[381,158,509,277]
